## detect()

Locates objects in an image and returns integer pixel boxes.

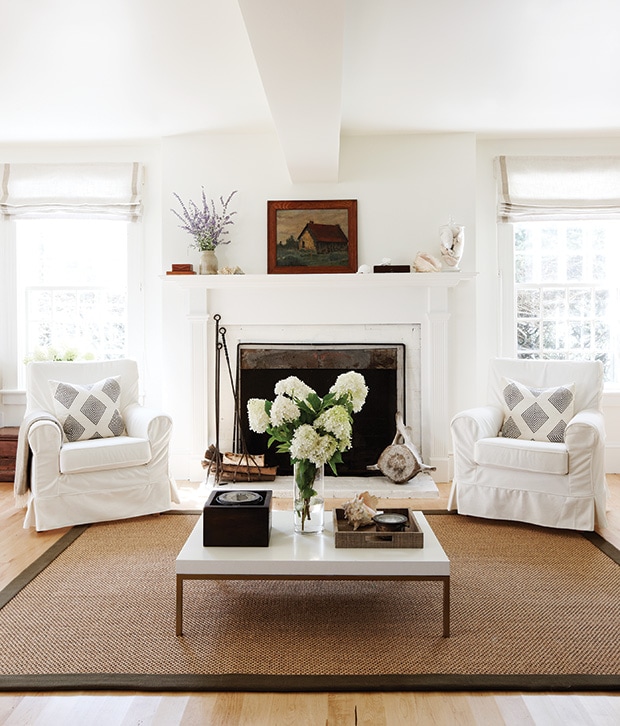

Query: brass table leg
[443,577,450,637]
[176,575,184,636]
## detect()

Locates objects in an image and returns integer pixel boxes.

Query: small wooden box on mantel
[0,427,19,482]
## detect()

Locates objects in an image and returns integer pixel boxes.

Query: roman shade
[495,155,620,222]
[0,162,143,221]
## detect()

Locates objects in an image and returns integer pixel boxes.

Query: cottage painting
[267,200,357,274]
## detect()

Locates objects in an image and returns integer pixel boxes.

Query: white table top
[176,510,449,578]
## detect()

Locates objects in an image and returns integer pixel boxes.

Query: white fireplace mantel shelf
[164,271,476,290]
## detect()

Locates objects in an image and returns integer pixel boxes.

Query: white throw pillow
[50,376,126,442]
[500,377,575,443]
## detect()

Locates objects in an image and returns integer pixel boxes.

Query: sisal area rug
[1,511,620,692]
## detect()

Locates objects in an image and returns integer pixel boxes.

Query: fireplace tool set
[202,315,277,485]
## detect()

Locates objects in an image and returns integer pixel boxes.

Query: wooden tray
[333,508,424,549]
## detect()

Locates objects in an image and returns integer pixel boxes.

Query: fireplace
[235,343,406,476]
[165,272,473,482]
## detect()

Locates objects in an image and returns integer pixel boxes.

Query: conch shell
[342,491,379,530]
[413,252,442,273]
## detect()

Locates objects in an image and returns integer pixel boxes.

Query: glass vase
[293,461,324,534]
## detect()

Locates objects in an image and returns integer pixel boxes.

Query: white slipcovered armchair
[15,359,179,531]
[449,358,607,531]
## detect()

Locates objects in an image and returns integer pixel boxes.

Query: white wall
[2,131,618,476]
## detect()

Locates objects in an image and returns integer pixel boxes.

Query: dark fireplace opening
[235,343,406,476]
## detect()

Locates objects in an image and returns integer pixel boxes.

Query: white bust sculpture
[439,221,464,269]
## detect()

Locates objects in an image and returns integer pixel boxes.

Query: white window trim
[0,220,19,390]
[498,224,517,359]
[126,219,145,366]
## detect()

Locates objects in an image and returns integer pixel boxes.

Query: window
[16,219,130,364]
[512,221,620,382]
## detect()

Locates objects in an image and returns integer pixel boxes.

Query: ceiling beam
[238,0,345,183]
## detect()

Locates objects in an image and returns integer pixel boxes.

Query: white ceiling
[2,0,620,181]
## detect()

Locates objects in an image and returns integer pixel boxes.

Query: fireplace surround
[166,272,474,482]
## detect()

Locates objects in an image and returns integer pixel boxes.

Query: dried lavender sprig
[171,189,237,251]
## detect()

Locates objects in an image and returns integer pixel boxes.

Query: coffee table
[175,510,450,637]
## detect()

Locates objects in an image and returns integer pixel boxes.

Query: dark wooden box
[203,489,272,547]
[373,265,411,273]
[0,427,19,483]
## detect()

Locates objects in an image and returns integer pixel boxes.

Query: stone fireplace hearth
[167,271,474,483]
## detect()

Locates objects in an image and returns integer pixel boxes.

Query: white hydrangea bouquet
[247,371,368,531]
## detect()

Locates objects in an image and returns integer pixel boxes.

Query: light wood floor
[1,476,619,726]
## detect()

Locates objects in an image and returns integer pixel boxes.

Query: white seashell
[217,266,244,275]
[357,264,372,274]
[342,491,380,530]
[413,252,442,273]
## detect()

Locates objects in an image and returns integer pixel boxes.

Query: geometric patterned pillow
[500,377,575,443]
[49,376,126,443]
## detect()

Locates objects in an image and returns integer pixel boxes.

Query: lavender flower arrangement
[172,189,237,251]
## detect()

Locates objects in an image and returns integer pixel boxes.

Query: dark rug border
[0,524,89,610]
[0,672,619,693]
[1,511,619,693]
[582,529,620,565]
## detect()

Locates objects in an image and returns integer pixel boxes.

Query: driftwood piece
[368,412,436,483]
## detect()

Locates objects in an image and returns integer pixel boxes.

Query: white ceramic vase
[199,249,218,275]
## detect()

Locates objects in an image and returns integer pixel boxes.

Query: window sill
[0,389,26,406]
[603,388,620,406]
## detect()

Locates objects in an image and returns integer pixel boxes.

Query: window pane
[16,219,128,362]
[593,253,606,281]
[542,289,566,318]
[541,227,559,250]
[513,221,620,383]
[594,290,609,317]
[541,256,559,281]
[517,321,539,350]
[514,227,533,251]
[566,227,583,251]
[569,321,590,349]
[566,255,583,280]
[517,289,540,318]
[515,255,533,284]
[568,289,590,318]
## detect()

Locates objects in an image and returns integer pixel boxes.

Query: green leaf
[306,392,322,411]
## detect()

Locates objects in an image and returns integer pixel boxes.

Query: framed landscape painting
[267,199,358,274]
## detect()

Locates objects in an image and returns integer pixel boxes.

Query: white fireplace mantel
[165,270,472,290]
[166,271,475,482]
